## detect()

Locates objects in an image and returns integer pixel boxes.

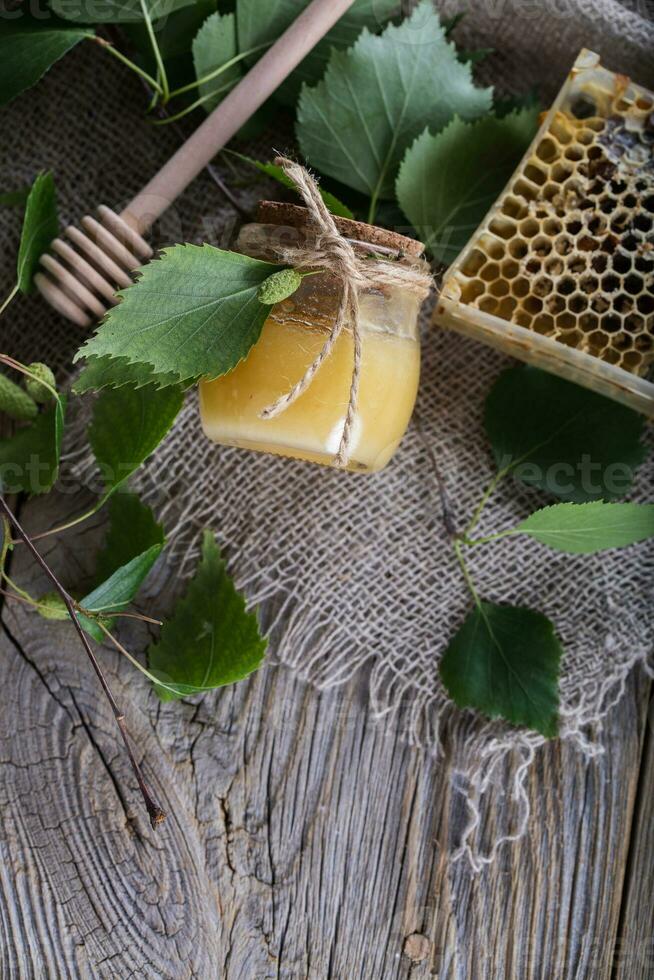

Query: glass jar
[200,203,427,473]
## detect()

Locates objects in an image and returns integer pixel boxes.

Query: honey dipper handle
[121,0,356,232]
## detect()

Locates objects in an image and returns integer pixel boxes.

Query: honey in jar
[200,204,428,472]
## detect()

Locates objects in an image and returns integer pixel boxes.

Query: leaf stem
[463,465,512,539]
[98,622,194,698]
[366,190,380,226]
[139,0,169,104]
[92,36,163,94]
[0,495,165,829]
[0,284,19,319]
[151,81,237,125]
[23,492,112,544]
[453,539,483,610]
[462,528,519,547]
[167,42,271,100]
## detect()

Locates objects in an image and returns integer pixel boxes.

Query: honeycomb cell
[634,213,652,233]
[524,296,543,314]
[544,218,563,236]
[579,312,599,331]
[546,294,566,315]
[580,274,599,293]
[524,163,547,186]
[624,273,644,294]
[624,313,645,333]
[532,313,555,334]
[460,249,486,277]
[623,351,643,370]
[496,297,517,319]
[489,279,510,298]
[559,329,584,346]
[591,253,608,273]
[513,178,538,201]
[635,333,654,352]
[533,276,554,297]
[511,277,530,298]
[565,145,584,162]
[536,138,558,163]
[552,162,574,183]
[601,273,620,292]
[569,293,588,314]
[488,217,516,240]
[502,196,528,219]
[559,277,575,295]
[603,314,622,333]
[555,235,574,256]
[558,312,577,330]
[501,259,520,278]
[637,294,654,314]
[519,218,540,239]
[545,256,565,277]
[508,238,528,259]
[568,254,588,274]
[513,310,531,328]
[480,262,501,282]
[479,296,498,314]
[588,329,610,349]
[461,278,485,303]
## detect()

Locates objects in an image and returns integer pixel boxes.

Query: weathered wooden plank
[0,489,649,979]
[614,701,654,980]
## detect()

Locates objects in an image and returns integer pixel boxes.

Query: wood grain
[0,489,650,979]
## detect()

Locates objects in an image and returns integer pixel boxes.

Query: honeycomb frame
[434,49,654,417]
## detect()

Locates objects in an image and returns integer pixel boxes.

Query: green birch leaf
[0,395,66,495]
[237,0,399,107]
[75,244,280,386]
[193,11,241,113]
[148,531,266,701]
[73,355,181,393]
[440,602,562,737]
[51,0,197,25]
[296,1,492,204]
[89,383,184,493]
[17,172,59,294]
[396,108,539,263]
[228,152,355,219]
[79,547,163,641]
[516,502,654,554]
[485,367,648,503]
[92,492,165,585]
[0,187,31,208]
[0,20,92,106]
[78,492,165,642]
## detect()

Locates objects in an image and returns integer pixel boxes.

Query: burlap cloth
[0,2,652,868]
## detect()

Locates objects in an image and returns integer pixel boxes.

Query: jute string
[258,157,433,467]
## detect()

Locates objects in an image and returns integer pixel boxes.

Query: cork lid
[256,201,425,258]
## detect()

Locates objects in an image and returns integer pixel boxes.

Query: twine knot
[259,157,433,468]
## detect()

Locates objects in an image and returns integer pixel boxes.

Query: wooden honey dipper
[35,0,356,327]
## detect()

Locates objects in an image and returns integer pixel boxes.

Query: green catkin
[25,362,56,404]
[0,372,38,421]
[36,592,69,621]
[257,268,304,305]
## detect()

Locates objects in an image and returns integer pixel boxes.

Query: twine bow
[259,157,433,468]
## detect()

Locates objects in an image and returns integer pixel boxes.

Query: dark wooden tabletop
[0,488,651,979]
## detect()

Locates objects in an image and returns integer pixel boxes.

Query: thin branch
[0,496,165,829]
[413,411,458,539]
